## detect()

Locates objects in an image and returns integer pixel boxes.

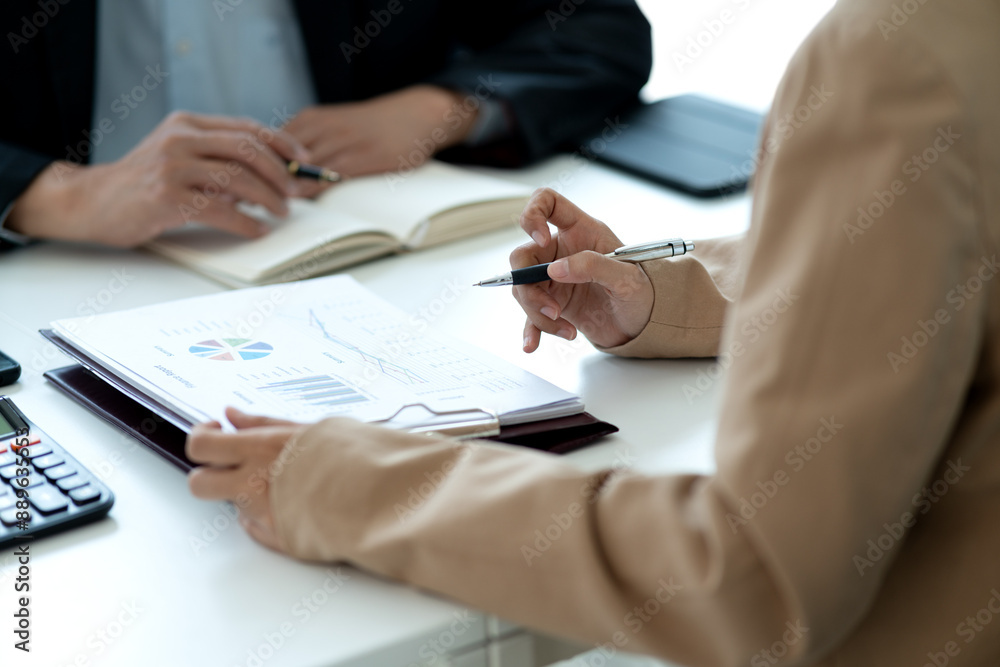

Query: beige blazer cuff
[602,234,744,358]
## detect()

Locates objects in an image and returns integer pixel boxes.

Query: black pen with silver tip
[473,238,695,287]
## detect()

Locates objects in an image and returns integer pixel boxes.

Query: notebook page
[311,161,529,244]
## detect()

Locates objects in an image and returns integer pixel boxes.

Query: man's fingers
[287,140,365,180]
[293,179,330,200]
[282,108,327,144]
[176,112,309,162]
[284,120,324,146]
[183,160,289,218]
[327,144,416,179]
[261,128,311,164]
[180,131,295,198]
[176,111,259,133]
[284,106,361,149]
[303,134,361,168]
[187,196,269,239]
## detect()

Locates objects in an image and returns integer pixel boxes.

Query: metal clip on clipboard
[374,404,501,440]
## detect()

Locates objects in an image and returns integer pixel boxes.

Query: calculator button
[43,464,77,482]
[28,486,69,515]
[0,452,16,467]
[69,487,101,505]
[56,475,90,492]
[18,443,52,460]
[10,435,42,453]
[0,495,14,510]
[31,454,64,470]
[6,473,47,489]
[4,433,39,448]
[0,508,29,527]
[15,474,48,489]
[0,464,26,482]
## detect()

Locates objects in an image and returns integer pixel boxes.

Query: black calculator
[0,396,114,550]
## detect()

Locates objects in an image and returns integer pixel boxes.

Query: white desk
[0,154,744,667]
[0,2,838,663]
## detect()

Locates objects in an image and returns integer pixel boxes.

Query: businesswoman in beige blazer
[185,0,1000,663]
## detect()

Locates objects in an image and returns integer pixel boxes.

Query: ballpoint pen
[287,160,342,183]
[473,238,695,287]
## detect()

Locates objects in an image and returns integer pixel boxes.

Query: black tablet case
[585,94,764,197]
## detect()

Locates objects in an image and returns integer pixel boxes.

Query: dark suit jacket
[0,0,651,220]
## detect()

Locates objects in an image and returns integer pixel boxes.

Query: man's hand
[187,407,307,551]
[511,188,654,351]
[284,85,478,182]
[7,112,315,248]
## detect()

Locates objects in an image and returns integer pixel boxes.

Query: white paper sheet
[51,276,582,429]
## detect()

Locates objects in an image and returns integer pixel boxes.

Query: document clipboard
[43,365,618,471]
[374,404,501,440]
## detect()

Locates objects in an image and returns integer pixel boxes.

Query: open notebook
[42,276,587,438]
[146,161,531,287]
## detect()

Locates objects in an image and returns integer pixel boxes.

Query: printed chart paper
[51,276,582,429]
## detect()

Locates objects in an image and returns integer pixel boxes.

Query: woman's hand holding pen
[511,188,653,352]
[7,112,314,248]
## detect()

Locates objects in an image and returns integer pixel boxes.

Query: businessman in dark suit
[0,0,651,248]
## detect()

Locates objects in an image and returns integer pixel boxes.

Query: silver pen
[473,238,695,287]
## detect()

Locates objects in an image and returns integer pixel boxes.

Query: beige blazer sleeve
[270,5,994,665]
[601,234,744,359]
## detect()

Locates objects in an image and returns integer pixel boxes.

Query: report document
[45,276,583,433]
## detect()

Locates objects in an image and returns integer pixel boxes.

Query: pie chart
[188,338,273,361]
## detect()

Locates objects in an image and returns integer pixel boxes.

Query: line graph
[296,299,525,396]
[308,309,427,385]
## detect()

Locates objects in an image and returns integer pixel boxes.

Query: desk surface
[0,154,743,667]
[0,2,836,664]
